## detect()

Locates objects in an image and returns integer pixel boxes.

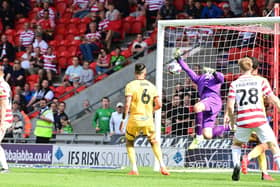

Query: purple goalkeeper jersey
[178,58,224,100]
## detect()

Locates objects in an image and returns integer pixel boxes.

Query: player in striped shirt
[224,57,280,181]
[240,57,275,181]
[0,65,12,173]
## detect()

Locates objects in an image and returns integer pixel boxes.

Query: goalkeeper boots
[232,165,240,181]
[241,155,249,174]
[188,136,203,150]
[128,170,139,176]
[261,173,275,181]
[160,167,170,176]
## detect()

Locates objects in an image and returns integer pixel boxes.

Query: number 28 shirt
[125,79,158,124]
[228,75,273,128]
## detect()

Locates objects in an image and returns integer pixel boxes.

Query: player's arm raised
[174,49,199,83]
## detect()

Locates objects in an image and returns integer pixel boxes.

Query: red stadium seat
[121,49,132,58]
[68,27,80,35]
[173,0,185,11]
[242,1,249,12]
[123,16,135,34]
[49,40,58,48]
[70,17,80,24]
[136,15,146,28]
[224,73,234,82]
[62,9,73,19]
[78,23,87,34]
[240,47,253,58]
[26,74,39,83]
[228,47,241,61]
[76,85,86,93]
[144,37,154,46]
[94,74,108,83]
[5,29,16,36]
[81,17,91,24]
[55,1,67,16]
[57,56,68,69]
[89,62,97,75]
[130,21,142,34]
[65,34,75,41]
[71,39,81,46]
[54,34,64,41]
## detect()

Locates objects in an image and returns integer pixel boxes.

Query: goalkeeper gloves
[173,48,181,61]
[203,66,216,74]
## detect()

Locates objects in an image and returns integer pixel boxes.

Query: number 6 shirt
[228,74,273,128]
[125,79,158,124]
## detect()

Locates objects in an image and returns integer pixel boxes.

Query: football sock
[258,152,268,175]
[248,143,267,160]
[212,126,228,137]
[231,145,241,167]
[0,146,8,169]
[151,141,165,167]
[126,141,138,171]
[273,153,280,169]
[195,112,203,136]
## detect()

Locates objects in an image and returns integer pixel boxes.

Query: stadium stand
[1,0,276,143]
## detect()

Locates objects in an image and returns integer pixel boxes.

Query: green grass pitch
[0,167,279,187]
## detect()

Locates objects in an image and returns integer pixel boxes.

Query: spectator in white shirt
[63,56,83,84]
[109,102,126,135]
[79,61,94,86]
[131,34,148,59]
[33,34,48,54]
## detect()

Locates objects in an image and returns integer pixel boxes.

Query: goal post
[155,14,280,171]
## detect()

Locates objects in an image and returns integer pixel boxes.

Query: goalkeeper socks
[248,144,267,160]
[212,126,228,137]
[258,152,268,174]
[0,146,8,169]
[273,153,280,169]
[231,145,241,167]
[195,112,203,136]
[126,141,138,172]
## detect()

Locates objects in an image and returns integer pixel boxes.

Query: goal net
[156,16,280,170]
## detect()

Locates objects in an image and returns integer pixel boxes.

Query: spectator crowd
[0,0,277,141]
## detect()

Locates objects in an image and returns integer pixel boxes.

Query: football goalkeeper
[174,49,228,149]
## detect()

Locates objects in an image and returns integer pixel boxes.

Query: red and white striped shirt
[146,0,163,11]
[0,79,13,124]
[73,0,89,9]
[228,75,273,128]
[38,7,56,21]
[90,3,99,13]
[86,32,101,41]
[19,30,35,47]
[98,19,109,31]
[43,54,57,72]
